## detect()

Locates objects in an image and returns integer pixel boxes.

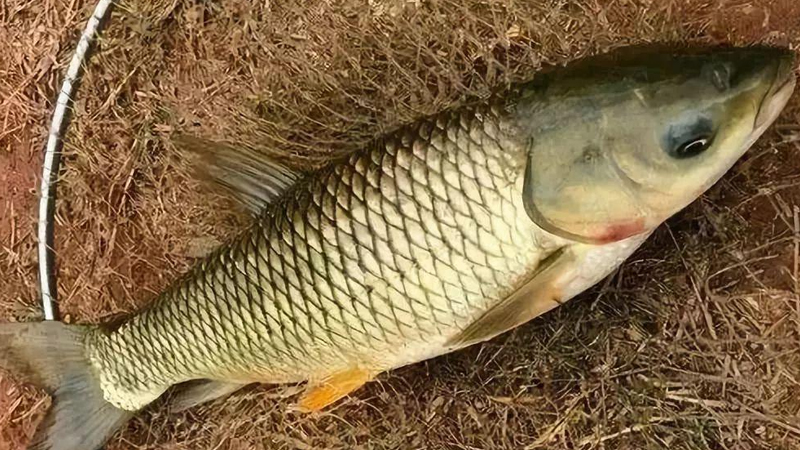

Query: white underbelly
[384,232,650,371]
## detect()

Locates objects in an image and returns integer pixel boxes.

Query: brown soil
[0,149,36,232]
[2,0,800,449]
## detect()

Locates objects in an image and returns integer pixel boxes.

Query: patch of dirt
[706,0,800,44]
[0,377,47,450]
[0,141,40,333]
[1,0,800,449]
[0,147,37,264]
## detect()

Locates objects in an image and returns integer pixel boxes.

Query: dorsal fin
[447,247,576,348]
[173,134,302,213]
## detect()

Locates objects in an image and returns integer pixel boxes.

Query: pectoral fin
[295,368,374,412]
[173,134,303,214]
[447,247,577,348]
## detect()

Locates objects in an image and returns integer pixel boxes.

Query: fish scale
[84,104,553,411]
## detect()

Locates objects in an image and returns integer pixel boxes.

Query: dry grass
[1,0,800,449]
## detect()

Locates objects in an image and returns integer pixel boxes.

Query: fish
[0,45,795,450]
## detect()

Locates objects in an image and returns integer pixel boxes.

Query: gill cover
[517,46,796,244]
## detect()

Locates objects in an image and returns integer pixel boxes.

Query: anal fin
[296,368,373,412]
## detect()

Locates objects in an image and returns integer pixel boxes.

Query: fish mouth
[755,54,796,129]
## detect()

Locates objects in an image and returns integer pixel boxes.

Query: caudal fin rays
[0,322,134,450]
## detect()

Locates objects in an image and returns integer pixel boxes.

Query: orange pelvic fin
[296,367,374,412]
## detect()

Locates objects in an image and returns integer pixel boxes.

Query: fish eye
[673,135,712,159]
[664,115,715,159]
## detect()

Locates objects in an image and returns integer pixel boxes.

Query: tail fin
[0,321,133,450]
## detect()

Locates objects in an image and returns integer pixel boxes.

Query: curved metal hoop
[38,0,115,320]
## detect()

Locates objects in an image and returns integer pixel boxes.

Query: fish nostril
[580,145,601,164]
[704,62,732,92]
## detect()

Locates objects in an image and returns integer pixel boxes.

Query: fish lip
[755,54,796,128]
[774,51,796,87]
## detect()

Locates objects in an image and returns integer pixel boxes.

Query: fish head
[516,46,796,244]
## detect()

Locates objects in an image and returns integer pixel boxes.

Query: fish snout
[755,51,796,129]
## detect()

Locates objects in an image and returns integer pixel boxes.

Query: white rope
[38,0,114,320]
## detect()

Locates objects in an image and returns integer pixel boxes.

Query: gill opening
[521,142,597,245]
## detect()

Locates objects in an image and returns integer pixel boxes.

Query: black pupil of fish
[676,137,710,158]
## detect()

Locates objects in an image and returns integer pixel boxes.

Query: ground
[1,0,800,449]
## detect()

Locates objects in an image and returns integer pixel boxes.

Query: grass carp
[0,45,795,450]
